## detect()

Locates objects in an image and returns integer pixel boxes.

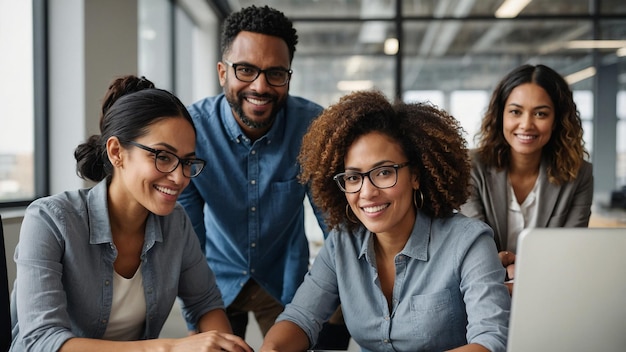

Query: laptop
[507,227,626,352]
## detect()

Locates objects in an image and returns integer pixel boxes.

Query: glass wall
[236,0,626,191]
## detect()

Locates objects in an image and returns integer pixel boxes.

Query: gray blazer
[460,151,594,251]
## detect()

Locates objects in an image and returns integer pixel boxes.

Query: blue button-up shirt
[178,94,325,307]
[277,211,511,352]
[10,180,224,352]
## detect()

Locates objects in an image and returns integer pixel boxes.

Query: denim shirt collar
[219,96,286,146]
[86,179,163,251]
[358,211,432,263]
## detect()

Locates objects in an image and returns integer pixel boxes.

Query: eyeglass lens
[154,150,204,178]
[337,165,399,193]
[232,64,290,86]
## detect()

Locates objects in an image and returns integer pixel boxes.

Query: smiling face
[503,83,555,161]
[344,131,419,238]
[218,31,290,141]
[108,117,197,216]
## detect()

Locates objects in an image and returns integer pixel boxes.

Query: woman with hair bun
[10,75,252,352]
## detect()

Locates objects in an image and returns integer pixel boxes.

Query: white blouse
[506,178,540,253]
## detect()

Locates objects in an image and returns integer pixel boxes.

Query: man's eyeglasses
[223,59,292,87]
[333,162,410,193]
[123,140,206,178]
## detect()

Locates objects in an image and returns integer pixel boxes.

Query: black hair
[74,75,194,182]
[221,5,298,62]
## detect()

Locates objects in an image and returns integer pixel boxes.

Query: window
[0,1,35,203]
[617,91,626,186]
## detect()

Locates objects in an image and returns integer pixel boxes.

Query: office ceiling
[214,0,626,94]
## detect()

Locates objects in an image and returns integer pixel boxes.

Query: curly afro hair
[298,90,471,233]
[221,5,298,62]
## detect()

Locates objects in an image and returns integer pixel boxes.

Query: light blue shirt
[278,211,511,352]
[178,94,325,307]
[10,180,224,352]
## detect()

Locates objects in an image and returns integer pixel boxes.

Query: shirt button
[240,282,245,287]
[251,243,256,248]
[104,280,110,286]
[251,150,256,155]
[251,206,256,212]
[251,180,256,185]
[242,271,247,275]
[251,268,255,273]
[384,315,390,320]
[383,339,390,343]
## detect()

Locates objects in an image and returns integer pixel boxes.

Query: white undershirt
[507,178,540,253]
[102,264,146,341]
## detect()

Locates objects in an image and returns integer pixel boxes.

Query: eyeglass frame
[223,59,293,87]
[333,162,411,194]
[122,140,206,178]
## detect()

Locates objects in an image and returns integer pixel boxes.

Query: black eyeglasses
[123,140,206,178]
[333,162,410,193]
[223,59,292,87]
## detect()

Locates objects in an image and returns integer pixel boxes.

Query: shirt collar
[402,211,431,261]
[86,179,111,245]
[358,211,432,263]
[86,179,163,247]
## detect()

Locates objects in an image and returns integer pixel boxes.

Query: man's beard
[228,91,285,130]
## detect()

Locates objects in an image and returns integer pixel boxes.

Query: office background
[1,0,625,347]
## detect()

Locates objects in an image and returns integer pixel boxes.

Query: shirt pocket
[410,289,454,339]
[270,178,305,215]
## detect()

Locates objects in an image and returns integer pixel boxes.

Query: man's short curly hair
[298,90,471,232]
[221,5,298,62]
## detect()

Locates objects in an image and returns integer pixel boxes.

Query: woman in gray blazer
[460,64,593,293]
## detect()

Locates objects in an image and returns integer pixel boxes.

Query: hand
[170,330,253,352]
[498,251,516,296]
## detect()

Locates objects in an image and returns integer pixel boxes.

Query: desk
[589,202,626,228]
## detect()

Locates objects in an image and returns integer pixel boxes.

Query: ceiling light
[566,40,626,49]
[337,80,375,91]
[384,38,399,55]
[564,67,596,85]
[495,0,532,18]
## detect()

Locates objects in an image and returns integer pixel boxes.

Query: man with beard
[178,5,349,349]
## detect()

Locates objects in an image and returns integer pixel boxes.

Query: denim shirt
[277,211,511,352]
[178,94,325,306]
[10,180,224,352]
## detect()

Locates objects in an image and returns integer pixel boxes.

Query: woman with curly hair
[460,64,593,293]
[260,90,510,352]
